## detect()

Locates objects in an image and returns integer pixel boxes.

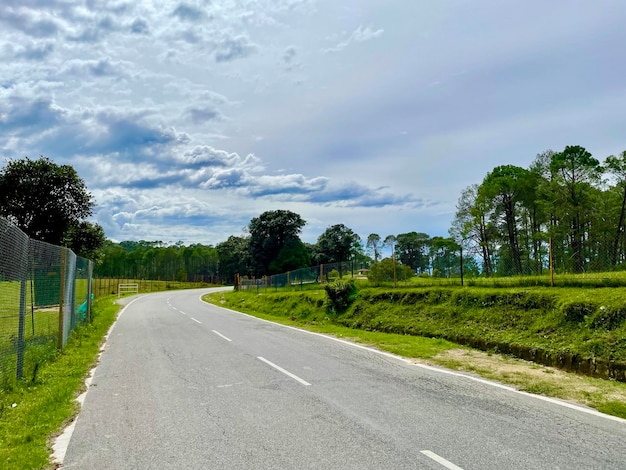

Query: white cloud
[1,0,625,245]
[324,25,384,53]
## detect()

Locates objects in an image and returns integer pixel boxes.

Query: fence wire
[237,262,356,292]
[0,216,94,385]
[237,242,626,291]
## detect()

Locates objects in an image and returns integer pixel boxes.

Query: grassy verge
[203,288,626,420]
[0,295,121,470]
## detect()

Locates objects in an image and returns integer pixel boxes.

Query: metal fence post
[460,245,464,287]
[16,259,27,380]
[87,260,94,323]
[549,238,554,287]
[58,247,67,350]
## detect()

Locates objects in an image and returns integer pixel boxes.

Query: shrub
[367,259,414,284]
[324,279,358,313]
[562,301,596,323]
[590,306,626,330]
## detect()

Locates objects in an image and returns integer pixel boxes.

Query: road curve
[60,288,626,469]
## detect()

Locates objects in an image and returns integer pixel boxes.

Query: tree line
[93,211,367,282]
[94,213,469,283]
[364,233,470,280]
[5,146,625,282]
[450,146,626,275]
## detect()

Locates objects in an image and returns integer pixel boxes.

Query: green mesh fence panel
[0,217,29,383]
[0,216,94,384]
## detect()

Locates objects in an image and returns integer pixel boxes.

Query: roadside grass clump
[590,305,626,330]
[212,290,329,324]
[562,301,597,323]
[0,295,120,470]
[323,279,358,314]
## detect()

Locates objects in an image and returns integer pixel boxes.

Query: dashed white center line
[257,357,311,386]
[421,450,464,470]
[212,330,232,342]
[190,317,202,324]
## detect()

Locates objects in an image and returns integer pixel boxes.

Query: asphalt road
[60,288,626,469]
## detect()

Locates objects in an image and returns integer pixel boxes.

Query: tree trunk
[612,185,626,266]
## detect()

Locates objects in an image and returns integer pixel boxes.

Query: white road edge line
[191,317,202,324]
[52,295,143,465]
[209,304,626,425]
[257,356,311,386]
[421,450,464,470]
[212,330,232,342]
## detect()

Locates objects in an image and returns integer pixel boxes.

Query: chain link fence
[237,262,361,292]
[0,216,93,385]
[236,242,626,291]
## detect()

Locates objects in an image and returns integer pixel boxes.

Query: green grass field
[226,283,626,365]
[0,295,120,469]
[254,268,626,290]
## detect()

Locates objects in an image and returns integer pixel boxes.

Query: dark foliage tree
[268,238,311,274]
[429,236,460,278]
[605,150,626,265]
[396,232,430,273]
[248,210,306,276]
[478,165,532,275]
[97,239,220,282]
[65,220,106,260]
[216,236,250,282]
[550,145,602,272]
[0,156,94,245]
[316,224,360,276]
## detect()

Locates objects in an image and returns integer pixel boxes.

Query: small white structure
[118,283,139,298]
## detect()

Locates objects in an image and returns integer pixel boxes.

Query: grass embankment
[204,286,626,419]
[0,295,121,470]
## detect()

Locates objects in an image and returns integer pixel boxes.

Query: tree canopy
[248,210,306,276]
[0,156,105,257]
[451,145,626,275]
[316,224,360,275]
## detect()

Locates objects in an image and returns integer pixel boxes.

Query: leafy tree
[0,156,94,245]
[97,241,127,278]
[478,165,532,275]
[65,220,106,260]
[96,240,220,282]
[396,232,430,273]
[605,150,626,265]
[316,224,360,276]
[526,151,553,272]
[182,244,219,282]
[366,233,383,262]
[450,184,495,276]
[248,210,306,276]
[268,238,311,273]
[368,258,413,284]
[383,234,396,258]
[550,145,602,272]
[429,236,460,277]
[216,236,250,283]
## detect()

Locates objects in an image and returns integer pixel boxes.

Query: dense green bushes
[323,279,358,313]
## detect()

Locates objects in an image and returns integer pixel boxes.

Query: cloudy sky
[1,1,625,246]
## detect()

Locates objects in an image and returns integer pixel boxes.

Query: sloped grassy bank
[217,286,626,381]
